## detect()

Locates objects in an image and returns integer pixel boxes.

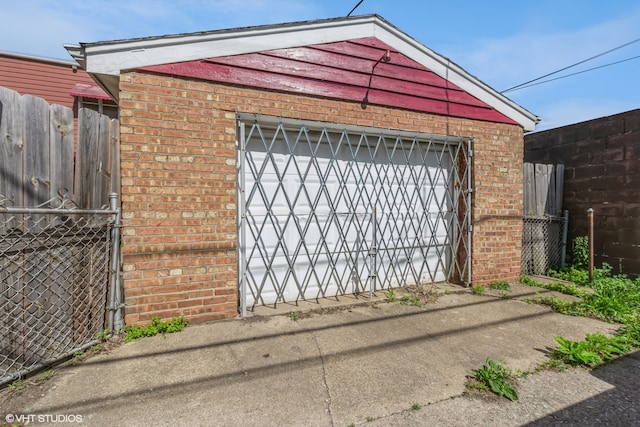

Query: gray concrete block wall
[525,109,640,277]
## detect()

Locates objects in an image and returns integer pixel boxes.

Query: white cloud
[0,0,321,59]
[0,2,98,59]
[447,6,640,91]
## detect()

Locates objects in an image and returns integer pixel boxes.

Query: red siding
[0,54,98,109]
[142,37,517,126]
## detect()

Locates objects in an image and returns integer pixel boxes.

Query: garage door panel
[239,117,470,310]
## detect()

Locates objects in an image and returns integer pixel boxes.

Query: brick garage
[69,15,538,324]
[525,109,640,277]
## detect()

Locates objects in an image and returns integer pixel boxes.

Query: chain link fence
[0,198,121,386]
[521,214,568,276]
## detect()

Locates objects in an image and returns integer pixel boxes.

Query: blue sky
[2,0,639,131]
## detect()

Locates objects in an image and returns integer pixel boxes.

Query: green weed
[97,328,111,342]
[619,318,640,347]
[386,288,396,302]
[6,370,53,395]
[400,295,420,306]
[543,281,589,298]
[471,358,518,401]
[37,370,52,381]
[471,286,485,295]
[519,274,538,286]
[288,311,300,321]
[551,333,629,367]
[540,266,640,324]
[548,267,590,286]
[528,296,590,318]
[411,402,422,411]
[541,259,639,367]
[123,316,188,343]
[8,378,25,392]
[544,357,568,371]
[572,236,589,269]
[488,281,511,292]
[519,275,540,286]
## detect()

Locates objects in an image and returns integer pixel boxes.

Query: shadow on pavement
[525,350,640,426]
[21,296,555,415]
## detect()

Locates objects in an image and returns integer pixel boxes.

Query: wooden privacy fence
[522,163,568,275]
[0,86,119,212]
[0,86,121,385]
[524,163,564,217]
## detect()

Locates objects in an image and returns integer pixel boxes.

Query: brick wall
[471,125,525,285]
[118,70,524,324]
[525,109,640,276]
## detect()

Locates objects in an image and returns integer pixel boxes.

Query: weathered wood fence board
[50,104,75,200]
[0,86,119,213]
[0,87,24,217]
[554,164,564,216]
[523,162,534,216]
[524,162,564,217]
[0,87,119,382]
[110,119,120,197]
[75,108,117,209]
[522,162,567,275]
[23,95,51,208]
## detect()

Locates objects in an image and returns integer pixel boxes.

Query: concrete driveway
[0,283,625,426]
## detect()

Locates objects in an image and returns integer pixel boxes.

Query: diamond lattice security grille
[238,116,471,311]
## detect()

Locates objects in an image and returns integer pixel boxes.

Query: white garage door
[238,115,471,313]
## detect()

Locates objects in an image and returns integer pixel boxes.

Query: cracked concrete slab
[1,289,621,426]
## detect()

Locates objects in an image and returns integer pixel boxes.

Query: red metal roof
[69,83,112,100]
[141,37,517,126]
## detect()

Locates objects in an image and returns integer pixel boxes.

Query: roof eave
[0,50,78,67]
[67,14,539,131]
[370,27,539,131]
[69,15,384,75]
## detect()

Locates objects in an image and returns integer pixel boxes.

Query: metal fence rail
[521,213,568,275]
[0,200,120,386]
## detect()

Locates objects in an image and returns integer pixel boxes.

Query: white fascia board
[79,17,380,75]
[63,44,85,68]
[73,14,538,131]
[372,22,539,131]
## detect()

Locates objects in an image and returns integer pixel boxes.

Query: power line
[502,54,640,93]
[501,36,640,93]
[347,0,365,17]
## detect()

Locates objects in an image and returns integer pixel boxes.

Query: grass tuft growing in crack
[488,281,511,292]
[550,333,630,367]
[400,295,420,306]
[471,286,485,295]
[524,237,640,368]
[469,358,518,401]
[533,263,640,325]
[288,311,300,321]
[519,274,540,286]
[123,316,188,343]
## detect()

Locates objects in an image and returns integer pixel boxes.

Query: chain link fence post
[108,193,123,332]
